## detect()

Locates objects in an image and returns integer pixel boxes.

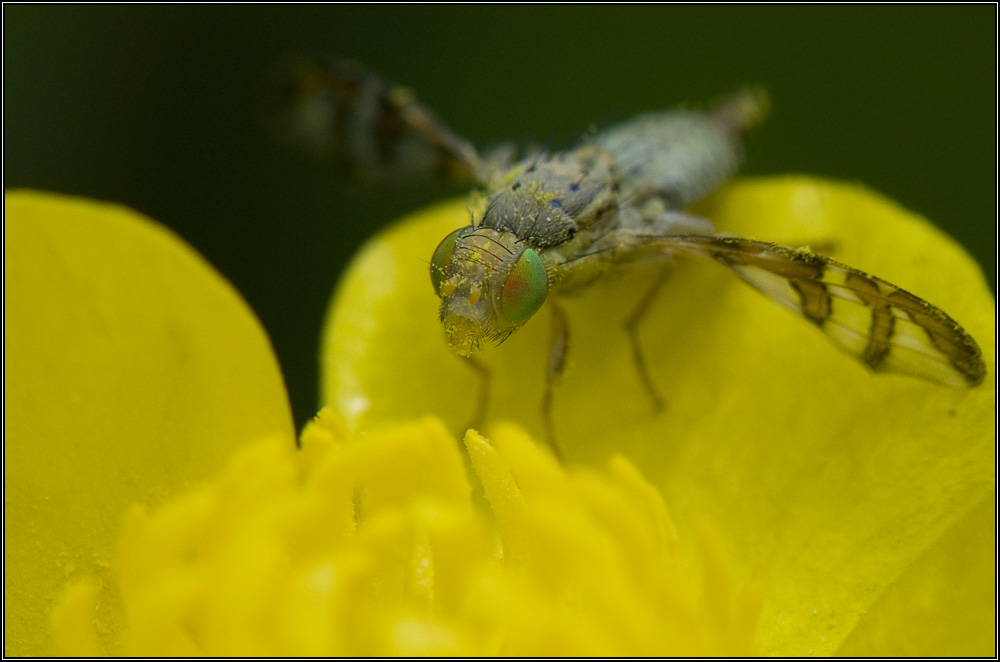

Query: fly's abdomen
[595,88,768,209]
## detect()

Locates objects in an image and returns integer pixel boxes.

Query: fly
[270,57,986,456]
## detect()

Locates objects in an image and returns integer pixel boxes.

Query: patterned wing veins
[658,235,986,387]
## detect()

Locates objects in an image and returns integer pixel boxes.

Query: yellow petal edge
[4,191,294,656]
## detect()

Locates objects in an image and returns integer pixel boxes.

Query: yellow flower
[4,179,994,656]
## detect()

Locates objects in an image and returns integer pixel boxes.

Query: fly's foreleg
[543,301,569,460]
[624,264,673,413]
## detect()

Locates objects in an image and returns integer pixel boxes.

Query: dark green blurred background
[5,6,995,428]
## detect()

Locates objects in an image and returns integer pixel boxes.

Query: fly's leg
[463,354,492,432]
[542,301,569,460]
[623,264,673,414]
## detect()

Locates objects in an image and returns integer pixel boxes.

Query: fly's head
[430,226,549,357]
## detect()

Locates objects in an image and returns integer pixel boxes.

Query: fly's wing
[658,235,986,387]
[563,229,985,387]
[265,57,482,185]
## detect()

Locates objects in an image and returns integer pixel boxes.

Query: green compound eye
[430,227,464,296]
[501,248,548,323]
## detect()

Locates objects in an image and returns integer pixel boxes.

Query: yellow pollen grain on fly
[472,238,492,255]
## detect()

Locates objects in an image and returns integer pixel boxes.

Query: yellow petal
[4,191,294,655]
[681,179,995,655]
[836,489,996,656]
[321,176,995,654]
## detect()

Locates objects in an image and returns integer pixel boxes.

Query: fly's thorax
[480,146,622,249]
[430,226,550,356]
